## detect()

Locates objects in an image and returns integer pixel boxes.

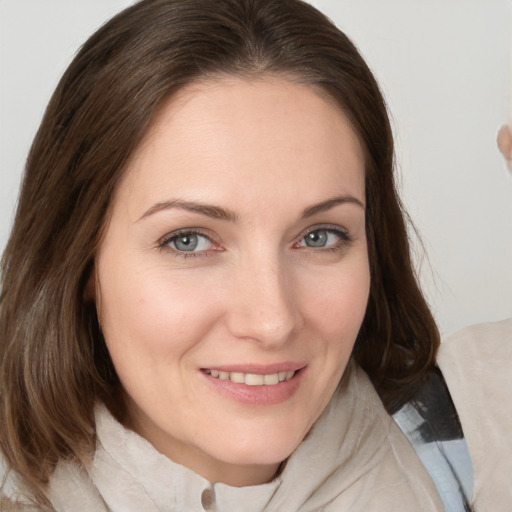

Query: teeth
[263,373,279,385]
[230,372,245,383]
[245,373,264,385]
[206,369,296,385]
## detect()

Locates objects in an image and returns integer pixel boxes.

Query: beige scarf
[4,361,443,511]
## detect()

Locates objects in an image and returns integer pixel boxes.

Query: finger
[497,124,512,172]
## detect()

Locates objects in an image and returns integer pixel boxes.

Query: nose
[224,254,302,348]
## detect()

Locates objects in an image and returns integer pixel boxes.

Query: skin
[497,124,512,170]
[93,76,370,487]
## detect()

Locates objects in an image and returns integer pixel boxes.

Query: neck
[124,397,282,487]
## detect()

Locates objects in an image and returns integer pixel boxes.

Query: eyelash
[295,225,353,252]
[158,225,353,259]
[158,229,218,259]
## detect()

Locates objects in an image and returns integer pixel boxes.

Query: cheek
[303,259,370,341]
[96,254,223,365]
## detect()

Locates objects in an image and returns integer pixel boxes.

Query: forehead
[115,76,365,217]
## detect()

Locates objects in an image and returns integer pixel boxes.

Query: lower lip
[201,368,305,406]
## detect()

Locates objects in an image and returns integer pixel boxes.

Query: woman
[0,0,472,510]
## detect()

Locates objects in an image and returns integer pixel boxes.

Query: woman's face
[94,76,370,486]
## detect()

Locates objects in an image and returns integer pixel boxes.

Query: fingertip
[497,124,512,171]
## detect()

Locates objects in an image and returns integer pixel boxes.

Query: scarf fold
[44,360,442,511]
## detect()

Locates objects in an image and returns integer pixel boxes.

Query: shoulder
[1,439,106,512]
[437,318,512,510]
[0,498,35,512]
[0,458,39,511]
[438,318,512,407]
[439,317,512,365]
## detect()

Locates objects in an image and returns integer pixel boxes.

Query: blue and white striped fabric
[393,368,473,512]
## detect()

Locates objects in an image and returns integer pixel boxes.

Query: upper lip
[200,362,307,374]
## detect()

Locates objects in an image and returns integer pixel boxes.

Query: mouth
[202,369,297,386]
[200,365,305,405]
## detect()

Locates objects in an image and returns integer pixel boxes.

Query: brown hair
[0,0,439,506]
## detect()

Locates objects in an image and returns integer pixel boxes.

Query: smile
[203,369,296,386]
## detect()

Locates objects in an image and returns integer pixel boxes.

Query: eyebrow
[138,195,365,223]
[301,196,365,218]
[139,199,240,223]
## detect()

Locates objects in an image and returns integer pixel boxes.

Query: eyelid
[157,224,352,258]
[294,224,352,248]
[158,228,221,256]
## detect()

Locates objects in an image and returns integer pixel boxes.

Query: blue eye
[304,230,329,248]
[298,228,349,249]
[165,232,213,253]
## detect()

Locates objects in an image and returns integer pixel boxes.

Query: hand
[497,124,512,172]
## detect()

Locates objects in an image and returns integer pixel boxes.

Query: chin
[207,421,308,467]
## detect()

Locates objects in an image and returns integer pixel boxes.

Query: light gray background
[1,0,511,336]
